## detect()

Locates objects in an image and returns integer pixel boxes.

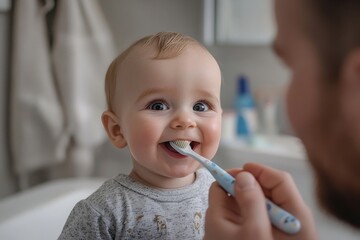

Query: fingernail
[236,172,256,190]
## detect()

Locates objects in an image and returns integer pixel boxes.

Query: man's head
[273,0,360,227]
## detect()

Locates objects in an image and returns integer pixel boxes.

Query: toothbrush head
[171,140,191,148]
[169,140,191,155]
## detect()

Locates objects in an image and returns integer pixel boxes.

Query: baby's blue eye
[148,102,169,111]
[193,102,209,112]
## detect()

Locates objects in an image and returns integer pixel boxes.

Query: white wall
[99,0,203,52]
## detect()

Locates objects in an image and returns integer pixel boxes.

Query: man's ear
[101,111,127,148]
[342,48,360,145]
[343,48,360,85]
[342,48,360,101]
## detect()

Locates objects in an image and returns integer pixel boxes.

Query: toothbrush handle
[203,160,301,235]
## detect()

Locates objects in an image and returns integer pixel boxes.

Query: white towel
[10,0,68,186]
[52,0,116,176]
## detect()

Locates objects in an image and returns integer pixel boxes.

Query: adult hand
[204,163,318,240]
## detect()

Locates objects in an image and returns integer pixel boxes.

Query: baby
[58,32,222,239]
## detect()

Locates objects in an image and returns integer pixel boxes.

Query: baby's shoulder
[84,174,131,214]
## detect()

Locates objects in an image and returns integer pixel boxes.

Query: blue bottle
[234,75,258,140]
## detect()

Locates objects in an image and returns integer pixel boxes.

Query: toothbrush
[170,140,301,235]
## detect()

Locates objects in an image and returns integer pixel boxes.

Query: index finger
[243,163,318,238]
[243,162,304,207]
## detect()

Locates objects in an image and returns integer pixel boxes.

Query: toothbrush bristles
[172,140,190,148]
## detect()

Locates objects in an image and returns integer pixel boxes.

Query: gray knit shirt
[58,168,214,240]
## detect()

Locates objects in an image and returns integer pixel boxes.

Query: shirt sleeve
[58,200,114,240]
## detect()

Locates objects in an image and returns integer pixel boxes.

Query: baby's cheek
[203,119,222,158]
[129,118,161,151]
[131,122,159,146]
[208,118,222,140]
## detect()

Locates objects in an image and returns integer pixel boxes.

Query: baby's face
[114,44,222,187]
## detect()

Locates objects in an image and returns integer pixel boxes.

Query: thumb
[234,172,271,230]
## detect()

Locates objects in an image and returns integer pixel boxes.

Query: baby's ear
[101,111,127,148]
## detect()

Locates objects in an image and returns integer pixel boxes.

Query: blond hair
[104,32,202,111]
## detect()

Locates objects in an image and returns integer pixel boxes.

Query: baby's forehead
[117,47,157,80]
[123,45,157,64]
[116,43,217,85]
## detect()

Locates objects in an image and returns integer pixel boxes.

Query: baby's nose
[170,112,197,129]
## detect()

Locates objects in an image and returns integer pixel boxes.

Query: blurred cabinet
[0,0,10,11]
[203,0,275,45]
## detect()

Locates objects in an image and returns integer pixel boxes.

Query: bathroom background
[0,0,290,199]
[1,1,360,239]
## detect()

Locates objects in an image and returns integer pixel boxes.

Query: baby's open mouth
[164,141,199,153]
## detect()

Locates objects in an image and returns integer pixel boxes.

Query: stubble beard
[305,89,360,228]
